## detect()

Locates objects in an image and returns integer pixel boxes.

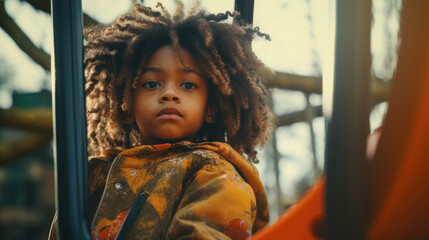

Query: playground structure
[254,0,429,239]
[51,0,429,239]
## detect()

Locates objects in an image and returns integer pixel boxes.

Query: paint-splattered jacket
[51,141,269,240]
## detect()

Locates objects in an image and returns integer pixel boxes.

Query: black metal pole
[234,0,255,25]
[51,0,91,239]
[324,0,371,239]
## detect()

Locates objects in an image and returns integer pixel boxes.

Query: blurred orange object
[252,177,325,240]
[368,1,429,239]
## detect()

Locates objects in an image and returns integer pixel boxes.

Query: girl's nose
[159,88,180,103]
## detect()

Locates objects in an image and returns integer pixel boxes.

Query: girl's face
[132,45,210,144]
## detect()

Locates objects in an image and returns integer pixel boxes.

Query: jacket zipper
[114,190,150,240]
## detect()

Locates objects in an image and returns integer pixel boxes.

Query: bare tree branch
[0,0,103,74]
[275,105,323,127]
[22,0,50,13]
[258,68,323,94]
[25,0,100,27]
[258,67,390,104]
[0,2,50,71]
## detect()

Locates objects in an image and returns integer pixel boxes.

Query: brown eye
[142,80,160,89]
[181,81,198,90]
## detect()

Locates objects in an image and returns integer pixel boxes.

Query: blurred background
[0,0,400,239]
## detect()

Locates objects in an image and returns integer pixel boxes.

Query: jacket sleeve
[47,157,112,240]
[166,157,257,240]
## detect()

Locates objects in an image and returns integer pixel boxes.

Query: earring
[205,106,217,124]
[124,116,134,124]
[206,114,216,124]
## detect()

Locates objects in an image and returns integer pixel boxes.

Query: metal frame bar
[324,0,371,239]
[234,0,255,25]
[51,0,91,238]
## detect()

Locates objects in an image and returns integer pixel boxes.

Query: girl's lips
[156,107,183,119]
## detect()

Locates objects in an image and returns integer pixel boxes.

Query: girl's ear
[205,106,217,124]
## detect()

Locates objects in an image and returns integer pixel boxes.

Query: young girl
[51,1,273,239]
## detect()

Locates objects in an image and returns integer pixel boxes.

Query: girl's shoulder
[87,156,115,200]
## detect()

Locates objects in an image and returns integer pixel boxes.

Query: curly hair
[84,1,273,162]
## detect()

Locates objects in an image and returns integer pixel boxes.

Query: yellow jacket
[52,142,269,240]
